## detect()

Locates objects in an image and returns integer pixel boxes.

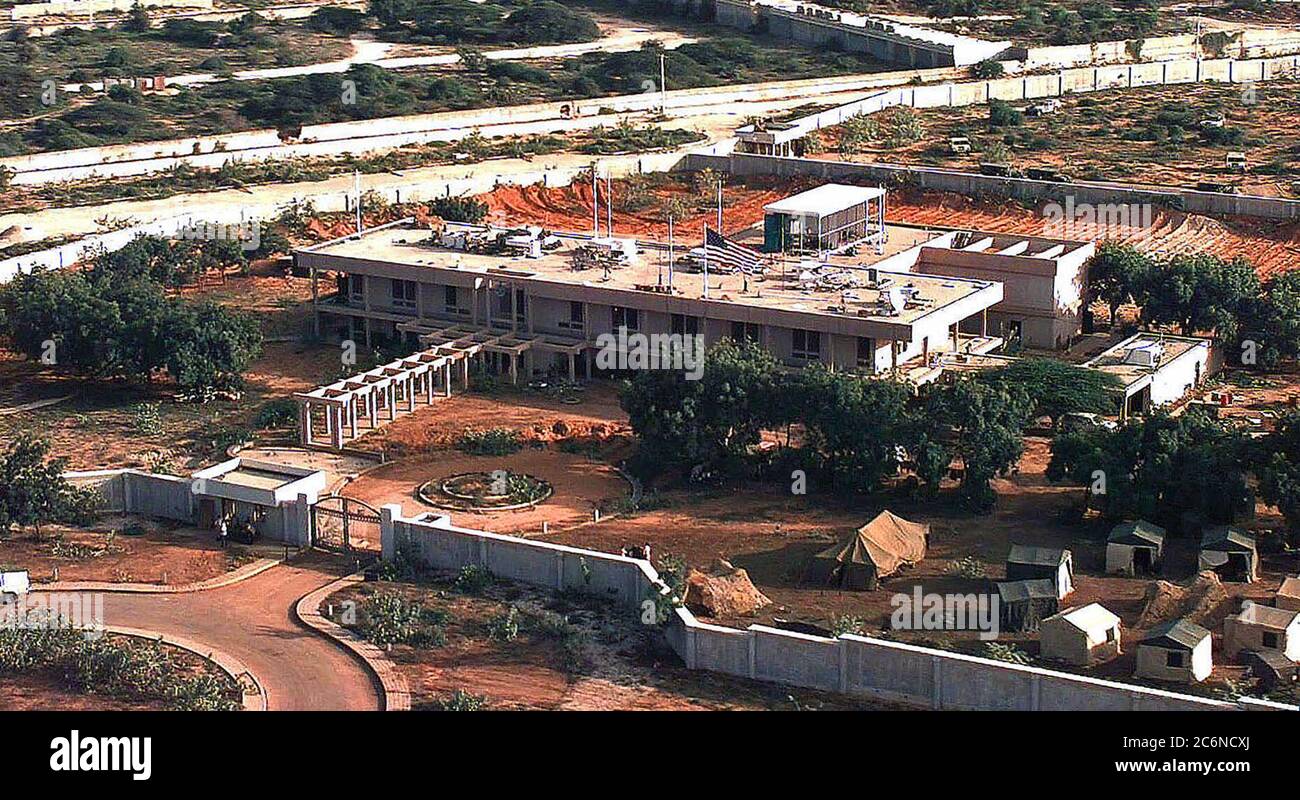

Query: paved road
[94,554,381,711]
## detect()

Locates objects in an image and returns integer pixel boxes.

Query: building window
[348,274,365,304]
[444,285,459,313]
[857,337,876,369]
[1105,627,1116,643]
[1263,632,1280,649]
[612,306,639,332]
[792,329,820,361]
[515,289,527,323]
[730,321,760,343]
[1166,650,1186,668]
[671,314,700,336]
[390,279,416,312]
[560,301,585,332]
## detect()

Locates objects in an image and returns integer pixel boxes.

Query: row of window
[344,276,888,366]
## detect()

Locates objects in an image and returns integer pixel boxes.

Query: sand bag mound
[684,559,771,618]
[1137,571,1229,630]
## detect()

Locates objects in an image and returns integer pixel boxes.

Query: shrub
[435,689,487,710]
[456,428,522,456]
[454,564,493,595]
[831,615,866,636]
[356,591,447,647]
[988,99,1023,127]
[487,605,520,641]
[427,196,488,223]
[252,398,298,429]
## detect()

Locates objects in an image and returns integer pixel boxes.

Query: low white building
[1135,619,1212,683]
[1040,603,1122,666]
[1083,333,1220,419]
[1223,601,1300,662]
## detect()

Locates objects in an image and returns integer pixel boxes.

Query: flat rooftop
[301,222,1001,329]
[764,184,886,217]
[216,465,304,492]
[1083,334,1208,390]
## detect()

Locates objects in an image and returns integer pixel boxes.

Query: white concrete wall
[379,504,1293,711]
[9,0,211,20]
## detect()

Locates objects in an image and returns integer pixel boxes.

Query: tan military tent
[807,510,929,590]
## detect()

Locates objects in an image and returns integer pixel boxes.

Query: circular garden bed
[418,471,554,512]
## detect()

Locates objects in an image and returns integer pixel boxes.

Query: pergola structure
[294,348,463,450]
[396,320,589,385]
[295,321,590,451]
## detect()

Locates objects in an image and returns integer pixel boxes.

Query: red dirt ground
[347,383,631,459]
[328,578,899,710]
[482,175,1300,277]
[482,175,814,239]
[0,516,261,585]
[340,450,632,540]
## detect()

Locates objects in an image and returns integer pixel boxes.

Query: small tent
[1135,619,1212,683]
[995,578,1059,633]
[1198,527,1258,583]
[807,510,929,591]
[1106,520,1165,576]
[1006,545,1073,599]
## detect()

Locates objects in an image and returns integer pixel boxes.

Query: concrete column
[509,354,518,385]
[299,401,312,446]
[332,406,343,449]
[426,369,435,403]
[379,503,402,561]
[407,376,415,412]
[387,384,396,419]
[324,403,333,437]
[568,353,576,381]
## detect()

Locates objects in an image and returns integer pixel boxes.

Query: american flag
[703,226,761,273]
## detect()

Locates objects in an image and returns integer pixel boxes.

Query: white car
[1059,412,1119,433]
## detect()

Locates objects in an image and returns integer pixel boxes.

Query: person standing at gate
[217,515,228,548]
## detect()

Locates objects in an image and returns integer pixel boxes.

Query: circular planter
[417,471,554,512]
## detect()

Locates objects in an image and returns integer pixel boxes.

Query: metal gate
[311,495,382,554]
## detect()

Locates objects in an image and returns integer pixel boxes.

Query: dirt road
[85,554,381,711]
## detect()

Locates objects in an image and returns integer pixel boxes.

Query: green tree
[1086,241,1153,326]
[975,357,1121,419]
[1256,411,1300,546]
[0,435,97,539]
[121,1,151,33]
[920,378,1033,510]
[1142,253,1258,340]
[1241,271,1300,369]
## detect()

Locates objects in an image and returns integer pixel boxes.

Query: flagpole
[354,170,362,234]
[606,172,613,237]
[716,179,722,232]
[592,165,598,237]
[702,222,709,300]
[668,216,674,291]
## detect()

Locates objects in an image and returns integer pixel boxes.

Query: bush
[456,428,522,456]
[988,99,1023,127]
[356,591,448,647]
[453,564,493,595]
[487,605,520,641]
[435,689,487,710]
[427,196,488,223]
[252,398,298,429]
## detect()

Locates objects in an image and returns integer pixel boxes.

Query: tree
[121,1,151,33]
[0,435,97,539]
[987,98,1023,127]
[1241,271,1300,369]
[1086,241,1153,326]
[1048,410,1253,524]
[1254,412,1300,545]
[498,2,600,45]
[974,357,1122,419]
[971,59,1005,79]
[920,378,1033,510]
[308,6,369,35]
[794,366,912,492]
[163,300,263,393]
[1142,252,1258,340]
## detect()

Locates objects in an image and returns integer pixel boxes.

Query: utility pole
[354,170,362,234]
[591,164,599,236]
[667,216,674,290]
[606,172,613,237]
[716,179,723,231]
[659,53,667,116]
[702,221,709,300]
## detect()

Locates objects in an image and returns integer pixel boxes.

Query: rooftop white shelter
[763,184,887,256]
[763,184,886,216]
[191,458,327,507]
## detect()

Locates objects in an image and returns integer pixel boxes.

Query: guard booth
[190,458,327,543]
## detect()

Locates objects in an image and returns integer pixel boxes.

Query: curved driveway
[93,554,381,711]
